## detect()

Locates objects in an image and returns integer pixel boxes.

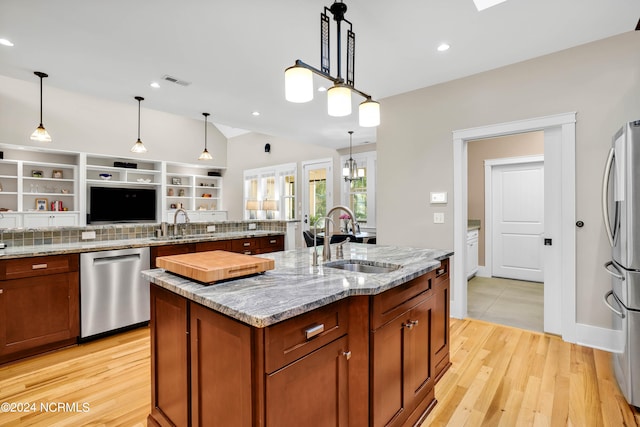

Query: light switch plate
[430,192,447,204]
[248,223,257,230]
[434,213,445,224]
[207,225,216,232]
[82,231,96,240]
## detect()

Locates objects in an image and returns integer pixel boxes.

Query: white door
[491,160,544,282]
[301,159,333,231]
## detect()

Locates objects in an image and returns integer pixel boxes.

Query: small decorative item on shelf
[202,193,212,198]
[32,170,43,178]
[178,189,185,197]
[99,173,112,180]
[51,200,63,211]
[170,203,177,209]
[172,177,181,185]
[52,170,63,179]
[61,188,69,194]
[35,198,47,211]
[168,188,174,196]
[136,178,151,183]
[0,182,3,192]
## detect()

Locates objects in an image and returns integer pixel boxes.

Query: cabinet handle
[305,324,324,340]
[243,242,251,247]
[342,350,352,360]
[270,239,276,244]
[403,320,419,330]
[32,263,48,270]
[436,268,446,276]
[0,289,3,294]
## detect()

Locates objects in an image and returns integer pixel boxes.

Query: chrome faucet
[323,205,358,261]
[173,208,190,236]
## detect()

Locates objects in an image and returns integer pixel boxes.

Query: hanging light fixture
[130,96,147,153]
[198,112,213,160]
[284,1,380,127]
[343,131,362,182]
[30,71,52,142]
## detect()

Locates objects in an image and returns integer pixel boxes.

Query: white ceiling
[0,0,638,149]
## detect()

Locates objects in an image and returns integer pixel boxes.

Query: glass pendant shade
[359,99,380,127]
[198,148,213,160]
[131,139,147,153]
[327,85,352,117]
[285,66,313,103]
[30,124,51,142]
[343,158,359,181]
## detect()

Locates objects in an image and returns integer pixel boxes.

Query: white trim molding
[453,112,578,344]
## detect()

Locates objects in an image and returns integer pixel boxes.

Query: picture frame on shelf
[172,177,182,185]
[35,198,48,211]
[52,170,63,179]
[32,170,43,178]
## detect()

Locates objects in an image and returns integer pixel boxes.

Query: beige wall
[467,132,544,265]
[378,31,640,329]
[0,75,227,165]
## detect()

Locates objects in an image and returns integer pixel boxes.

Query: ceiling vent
[162,74,191,87]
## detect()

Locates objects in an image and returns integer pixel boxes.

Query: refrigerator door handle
[602,147,616,247]
[603,290,625,319]
[604,261,625,281]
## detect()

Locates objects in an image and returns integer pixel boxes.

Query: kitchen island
[143,244,453,427]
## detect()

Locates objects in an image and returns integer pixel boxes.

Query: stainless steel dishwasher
[80,247,150,339]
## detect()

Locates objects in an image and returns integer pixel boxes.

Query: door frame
[301,158,334,231]
[484,155,544,279]
[453,112,576,342]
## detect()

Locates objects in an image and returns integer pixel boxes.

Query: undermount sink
[324,259,401,274]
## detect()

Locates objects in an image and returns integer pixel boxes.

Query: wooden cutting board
[156,250,275,284]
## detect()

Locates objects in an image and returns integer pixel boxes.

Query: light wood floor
[1,320,638,426]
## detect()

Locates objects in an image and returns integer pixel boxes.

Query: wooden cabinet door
[432,279,450,381]
[149,285,189,427]
[371,314,407,427]
[190,302,253,427]
[0,272,79,358]
[266,335,349,427]
[371,297,434,427]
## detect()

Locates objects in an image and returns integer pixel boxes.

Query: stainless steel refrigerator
[602,120,640,408]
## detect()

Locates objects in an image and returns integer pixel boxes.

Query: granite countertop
[142,244,453,328]
[0,230,284,259]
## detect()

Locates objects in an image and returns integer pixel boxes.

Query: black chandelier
[284,1,380,127]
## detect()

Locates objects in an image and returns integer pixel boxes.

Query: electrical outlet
[248,223,257,230]
[207,225,216,232]
[433,213,445,224]
[82,231,96,240]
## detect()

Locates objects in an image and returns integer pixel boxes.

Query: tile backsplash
[0,220,289,248]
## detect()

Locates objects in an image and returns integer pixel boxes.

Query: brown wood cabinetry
[150,234,284,267]
[149,284,350,427]
[148,257,450,427]
[0,254,79,364]
[370,273,436,427]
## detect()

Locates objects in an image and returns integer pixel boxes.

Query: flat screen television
[88,186,156,223]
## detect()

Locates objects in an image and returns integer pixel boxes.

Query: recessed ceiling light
[150,82,160,88]
[0,38,14,47]
[252,111,260,116]
[317,86,327,92]
[437,43,450,52]
[472,0,508,11]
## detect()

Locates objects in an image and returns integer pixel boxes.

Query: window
[243,163,296,220]
[341,151,376,228]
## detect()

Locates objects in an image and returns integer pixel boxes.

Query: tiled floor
[467,275,544,332]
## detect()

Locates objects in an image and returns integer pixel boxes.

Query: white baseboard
[476,265,490,277]
[575,322,624,353]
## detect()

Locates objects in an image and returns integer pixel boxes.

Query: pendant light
[130,96,147,153]
[343,131,361,182]
[198,112,213,160]
[30,71,52,142]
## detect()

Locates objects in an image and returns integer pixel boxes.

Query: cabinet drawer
[0,254,79,280]
[231,238,258,253]
[371,273,433,330]
[195,240,230,252]
[265,299,349,373]
[258,235,284,252]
